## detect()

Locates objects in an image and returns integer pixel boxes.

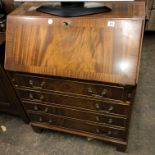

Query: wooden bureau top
[5,2,145,85]
[9,2,145,19]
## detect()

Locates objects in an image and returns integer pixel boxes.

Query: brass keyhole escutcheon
[63,21,70,27]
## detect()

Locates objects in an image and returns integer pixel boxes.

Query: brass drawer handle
[96,129,100,133]
[34,105,38,111]
[29,93,44,102]
[96,129,112,136]
[12,78,16,82]
[95,104,109,113]
[12,78,18,87]
[48,119,53,124]
[29,79,45,89]
[107,130,112,135]
[96,105,114,112]
[39,117,43,122]
[29,93,34,100]
[92,94,103,98]
[108,118,113,124]
[44,107,48,113]
[88,87,93,93]
[40,81,46,87]
[96,116,100,121]
[101,89,108,96]
[108,106,114,111]
[128,93,132,98]
[95,103,100,109]
[40,95,44,100]
[88,87,107,98]
[29,79,33,86]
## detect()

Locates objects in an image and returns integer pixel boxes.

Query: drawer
[17,89,130,117]
[23,101,127,127]
[28,112,126,140]
[10,73,129,101]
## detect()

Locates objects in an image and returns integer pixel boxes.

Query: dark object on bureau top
[37,2,111,17]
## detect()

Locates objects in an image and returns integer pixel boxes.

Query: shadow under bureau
[4,2,145,152]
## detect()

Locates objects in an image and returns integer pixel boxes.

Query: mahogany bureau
[4,2,145,152]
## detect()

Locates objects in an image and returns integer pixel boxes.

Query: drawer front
[10,73,126,101]
[17,89,129,117]
[28,112,126,140]
[23,101,127,127]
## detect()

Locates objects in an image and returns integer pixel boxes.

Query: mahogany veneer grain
[5,2,145,85]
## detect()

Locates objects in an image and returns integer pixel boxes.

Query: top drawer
[9,73,131,101]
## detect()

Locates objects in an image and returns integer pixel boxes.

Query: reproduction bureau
[4,2,145,152]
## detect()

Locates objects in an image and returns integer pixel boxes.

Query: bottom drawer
[23,101,127,127]
[28,112,126,140]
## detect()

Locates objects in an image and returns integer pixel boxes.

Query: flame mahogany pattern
[5,2,145,85]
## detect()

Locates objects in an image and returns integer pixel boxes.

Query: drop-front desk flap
[4,2,145,85]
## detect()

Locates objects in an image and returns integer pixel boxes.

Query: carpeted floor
[0,32,155,155]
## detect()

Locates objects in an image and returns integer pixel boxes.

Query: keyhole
[63,22,69,26]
